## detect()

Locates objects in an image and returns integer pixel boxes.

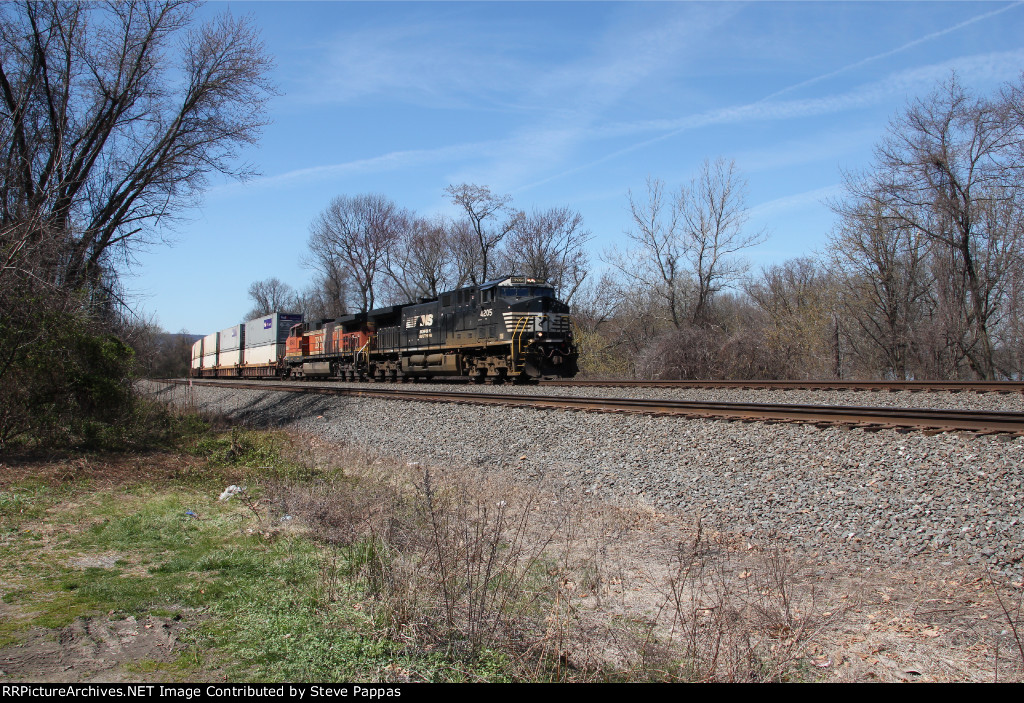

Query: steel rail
[163,379,1024,435]
[543,379,1024,393]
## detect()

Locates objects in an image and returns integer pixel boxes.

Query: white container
[201,333,219,368]
[219,347,243,367]
[243,342,285,366]
[245,313,302,348]
[217,325,244,366]
[191,339,203,370]
[219,324,244,352]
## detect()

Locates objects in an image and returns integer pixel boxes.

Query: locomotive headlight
[537,332,544,338]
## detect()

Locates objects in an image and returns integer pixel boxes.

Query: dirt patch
[67,553,124,570]
[0,615,189,682]
[565,517,1022,681]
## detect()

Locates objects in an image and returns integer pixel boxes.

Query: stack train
[190,276,579,383]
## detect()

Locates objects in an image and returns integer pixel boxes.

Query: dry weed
[249,435,847,680]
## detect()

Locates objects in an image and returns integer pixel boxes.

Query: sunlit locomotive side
[191,276,578,383]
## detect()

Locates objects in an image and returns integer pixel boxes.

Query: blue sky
[130,1,1024,334]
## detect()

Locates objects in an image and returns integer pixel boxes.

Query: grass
[0,479,71,527]
[0,481,500,680]
[0,423,527,681]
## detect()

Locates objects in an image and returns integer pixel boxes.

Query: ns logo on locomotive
[190,276,579,384]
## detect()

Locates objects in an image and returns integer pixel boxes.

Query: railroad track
[163,378,1024,436]
[546,379,1024,393]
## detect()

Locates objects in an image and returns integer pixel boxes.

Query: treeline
[576,75,1024,382]
[255,75,1024,381]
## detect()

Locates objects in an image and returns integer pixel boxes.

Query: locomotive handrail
[510,316,531,376]
[357,340,371,373]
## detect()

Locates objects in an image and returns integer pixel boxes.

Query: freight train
[190,276,579,383]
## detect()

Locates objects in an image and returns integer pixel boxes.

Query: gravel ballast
[146,380,1024,580]
[193,378,1024,411]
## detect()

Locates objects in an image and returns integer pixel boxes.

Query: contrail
[760,1,1023,101]
[517,2,1023,194]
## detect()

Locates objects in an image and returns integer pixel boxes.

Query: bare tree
[382,215,462,303]
[303,234,353,317]
[569,273,648,378]
[0,1,274,445]
[998,253,1024,378]
[301,243,350,317]
[842,75,1024,379]
[307,194,404,313]
[829,196,934,378]
[570,272,623,335]
[302,275,350,320]
[681,158,766,325]
[745,258,838,379]
[245,277,298,319]
[501,206,592,302]
[0,1,275,289]
[445,183,522,284]
[605,177,688,329]
[605,161,763,331]
[446,217,484,288]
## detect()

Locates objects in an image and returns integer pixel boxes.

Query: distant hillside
[139,332,203,378]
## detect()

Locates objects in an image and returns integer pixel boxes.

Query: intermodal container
[201,332,218,368]
[244,313,303,348]
[218,324,245,366]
